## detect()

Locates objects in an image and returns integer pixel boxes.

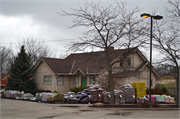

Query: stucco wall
[139,66,156,89]
[33,62,55,92]
[57,75,71,94]
[112,52,144,73]
[132,52,144,68]
[33,62,74,93]
[98,51,158,91]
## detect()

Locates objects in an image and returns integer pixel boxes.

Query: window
[73,76,79,88]
[89,76,95,85]
[120,59,124,67]
[43,75,52,85]
[126,58,131,67]
[57,76,64,85]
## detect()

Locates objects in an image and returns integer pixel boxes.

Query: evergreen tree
[6,45,36,93]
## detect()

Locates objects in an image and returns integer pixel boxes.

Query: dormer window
[127,58,131,67]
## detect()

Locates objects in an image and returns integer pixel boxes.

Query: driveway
[1,99,179,119]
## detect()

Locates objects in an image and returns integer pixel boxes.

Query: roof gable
[40,57,73,74]
[33,47,155,75]
[134,49,160,77]
[0,74,10,80]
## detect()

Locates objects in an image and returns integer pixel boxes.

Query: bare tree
[153,0,180,105]
[59,2,147,104]
[0,46,14,74]
[17,37,55,66]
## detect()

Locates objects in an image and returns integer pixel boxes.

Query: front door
[81,77,87,88]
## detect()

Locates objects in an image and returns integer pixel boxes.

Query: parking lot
[1,99,180,119]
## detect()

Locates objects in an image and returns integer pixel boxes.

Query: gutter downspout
[55,74,60,91]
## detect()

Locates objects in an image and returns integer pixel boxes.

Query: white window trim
[89,76,95,85]
[73,76,79,88]
[43,75,52,85]
[57,76,64,85]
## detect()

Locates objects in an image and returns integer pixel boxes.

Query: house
[0,73,10,90]
[32,47,160,93]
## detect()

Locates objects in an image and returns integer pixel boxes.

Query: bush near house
[53,91,61,93]
[70,86,87,94]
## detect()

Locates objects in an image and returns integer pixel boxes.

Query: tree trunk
[177,66,179,105]
[108,70,114,104]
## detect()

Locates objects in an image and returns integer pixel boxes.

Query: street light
[176,62,180,107]
[141,13,163,102]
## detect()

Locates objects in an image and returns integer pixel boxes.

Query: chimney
[107,46,114,51]
[109,46,114,51]
[105,46,114,52]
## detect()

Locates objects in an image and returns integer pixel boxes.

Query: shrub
[162,87,167,94]
[53,91,61,93]
[70,86,87,94]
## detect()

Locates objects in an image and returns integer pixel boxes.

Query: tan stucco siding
[139,66,156,89]
[132,52,144,68]
[125,75,140,84]
[57,75,71,94]
[33,62,55,92]
[112,52,144,72]
[113,77,126,90]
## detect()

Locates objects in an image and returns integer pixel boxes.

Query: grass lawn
[156,84,176,96]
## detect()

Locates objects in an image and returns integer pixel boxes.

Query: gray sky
[0,0,169,58]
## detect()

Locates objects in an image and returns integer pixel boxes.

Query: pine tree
[6,45,36,93]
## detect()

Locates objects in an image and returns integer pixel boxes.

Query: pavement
[1,98,180,119]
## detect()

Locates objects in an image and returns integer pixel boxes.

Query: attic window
[127,58,131,67]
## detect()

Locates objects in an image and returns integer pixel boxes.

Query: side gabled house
[32,47,160,93]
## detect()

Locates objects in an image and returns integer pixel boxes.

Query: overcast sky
[0,0,170,58]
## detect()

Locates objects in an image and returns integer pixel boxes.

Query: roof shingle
[41,47,137,74]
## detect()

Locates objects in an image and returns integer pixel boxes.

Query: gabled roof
[32,47,160,78]
[42,57,73,74]
[65,47,137,74]
[0,73,10,80]
[1,74,9,85]
[113,61,148,78]
[135,61,148,72]
[32,47,137,74]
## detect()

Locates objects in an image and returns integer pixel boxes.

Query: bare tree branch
[59,1,146,104]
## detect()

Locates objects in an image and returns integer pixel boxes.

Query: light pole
[141,13,163,102]
[179,62,180,106]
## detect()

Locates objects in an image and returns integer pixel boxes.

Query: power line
[0,38,79,44]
